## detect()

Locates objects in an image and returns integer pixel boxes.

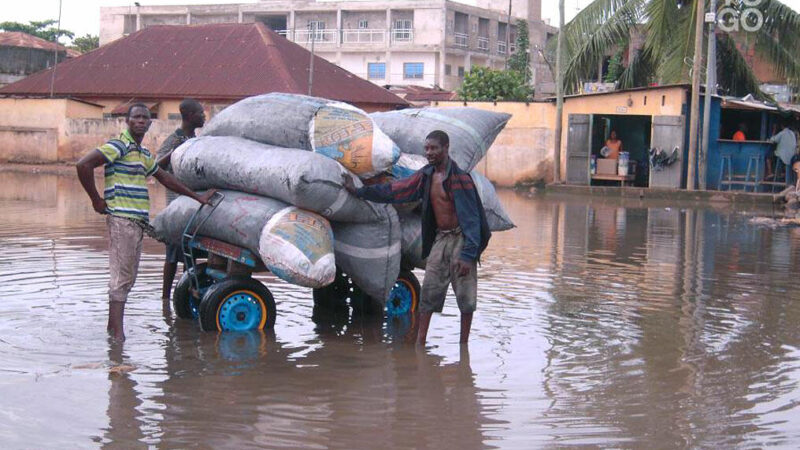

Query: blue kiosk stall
[703,95,793,192]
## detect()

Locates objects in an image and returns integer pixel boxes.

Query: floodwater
[2,171,800,449]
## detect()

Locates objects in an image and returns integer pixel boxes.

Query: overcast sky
[3,0,799,41]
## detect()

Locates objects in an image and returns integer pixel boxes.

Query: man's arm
[342,172,424,204]
[76,149,109,214]
[156,134,178,170]
[154,170,216,204]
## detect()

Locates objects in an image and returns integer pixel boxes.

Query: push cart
[172,192,422,332]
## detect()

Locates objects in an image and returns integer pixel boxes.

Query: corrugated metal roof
[0,23,406,107]
[0,32,80,57]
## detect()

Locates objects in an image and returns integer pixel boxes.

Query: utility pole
[49,0,63,98]
[505,0,512,69]
[699,0,717,190]
[308,23,316,96]
[686,0,706,190]
[553,0,565,184]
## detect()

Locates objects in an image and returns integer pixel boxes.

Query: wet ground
[2,171,800,448]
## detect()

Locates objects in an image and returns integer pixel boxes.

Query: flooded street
[2,171,800,448]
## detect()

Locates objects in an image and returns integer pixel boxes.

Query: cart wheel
[173,264,211,320]
[199,278,276,332]
[385,270,420,317]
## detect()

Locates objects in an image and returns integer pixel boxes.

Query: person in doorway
[732,123,747,141]
[766,121,798,180]
[604,130,623,159]
[156,99,206,304]
[342,130,491,346]
[76,103,216,341]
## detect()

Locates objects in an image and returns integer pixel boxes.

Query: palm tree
[551,0,800,99]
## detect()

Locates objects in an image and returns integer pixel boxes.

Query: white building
[100,0,555,95]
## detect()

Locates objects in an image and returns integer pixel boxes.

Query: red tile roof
[0,23,406,107]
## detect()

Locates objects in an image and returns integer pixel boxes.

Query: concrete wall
[0,97,180,163]
[436,100,556,186]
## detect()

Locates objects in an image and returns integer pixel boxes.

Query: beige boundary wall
[435,100,557,186]
[0,98,180,163]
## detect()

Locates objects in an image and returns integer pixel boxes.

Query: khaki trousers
[107,215,143,304]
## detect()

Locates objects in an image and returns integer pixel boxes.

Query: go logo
[718,0,764,32]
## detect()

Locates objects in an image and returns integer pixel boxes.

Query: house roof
[0,23,407,107]
[386,85,458,104]
[0,32,80,57]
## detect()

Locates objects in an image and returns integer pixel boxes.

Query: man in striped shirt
[77,103,215,341]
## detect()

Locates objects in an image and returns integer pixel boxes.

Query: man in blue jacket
[343,130,491,345]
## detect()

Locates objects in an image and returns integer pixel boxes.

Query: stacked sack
[153,93,514,305]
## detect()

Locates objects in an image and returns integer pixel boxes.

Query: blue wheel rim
[218,292,265,331]
[386,281,413,317]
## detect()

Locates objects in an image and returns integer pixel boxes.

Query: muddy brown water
[2,172,800,448]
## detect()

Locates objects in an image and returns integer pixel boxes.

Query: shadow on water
[2,172,800,447]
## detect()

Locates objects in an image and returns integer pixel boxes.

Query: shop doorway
[590,114,652,187]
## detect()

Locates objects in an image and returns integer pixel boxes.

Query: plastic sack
[259,206,336,288]
[370,107,511,172]
[171,136,386,223]
[330,208,401,303]
[201,93,399,178]
[471,171,515,231]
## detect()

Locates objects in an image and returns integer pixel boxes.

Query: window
[394,19,412,41]
[308,20,325,40]
[403,62,424,79]
[368,62,386,79]
[445,64,451,76]
[458,66,465,77]
[358,19,368,29]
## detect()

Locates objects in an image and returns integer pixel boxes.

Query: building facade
[100,0,555,95]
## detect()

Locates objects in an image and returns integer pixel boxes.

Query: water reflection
[1,172,800,447]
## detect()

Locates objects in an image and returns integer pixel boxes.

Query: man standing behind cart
[342,130,491,346]
[156,99,206,304]
[76,103,215,341]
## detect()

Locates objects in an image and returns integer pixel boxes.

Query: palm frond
[716,33,768,99]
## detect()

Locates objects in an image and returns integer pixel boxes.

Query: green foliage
[70,34,99,53]
[457,66,534,101]
[604,46,625,83]
[0,20,74,42]
[550,0,800,97]
[508,19,531,82]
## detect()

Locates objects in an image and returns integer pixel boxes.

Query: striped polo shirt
[97,130,159,221]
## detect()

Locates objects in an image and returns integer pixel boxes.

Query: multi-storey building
[100,0,555,95]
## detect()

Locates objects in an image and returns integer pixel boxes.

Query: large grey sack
[471,171,515,231]
[171,136,385,223]
[153,190,336,288]
[201,93,326,150]
[370,107,511,172]
[153,190,287,251]
[398,212,425,270]
[201,93,399,178]
[331,208,402,304]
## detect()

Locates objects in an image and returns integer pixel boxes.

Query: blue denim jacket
[355,159,491,262]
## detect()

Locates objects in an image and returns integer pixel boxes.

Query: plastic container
[590,155,597,174]
[617,152,630,176]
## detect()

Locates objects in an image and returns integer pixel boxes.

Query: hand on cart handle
[197,189,222,206]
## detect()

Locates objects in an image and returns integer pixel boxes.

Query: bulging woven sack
[370,107,511,172]
[171,136,386,223]
[202,93,399,178]
[259,206,336,288]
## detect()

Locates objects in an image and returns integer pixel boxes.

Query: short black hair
[791,154,800,167]
[426,130,449,147]
[127,102,150,118]
[179,98,203,118]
